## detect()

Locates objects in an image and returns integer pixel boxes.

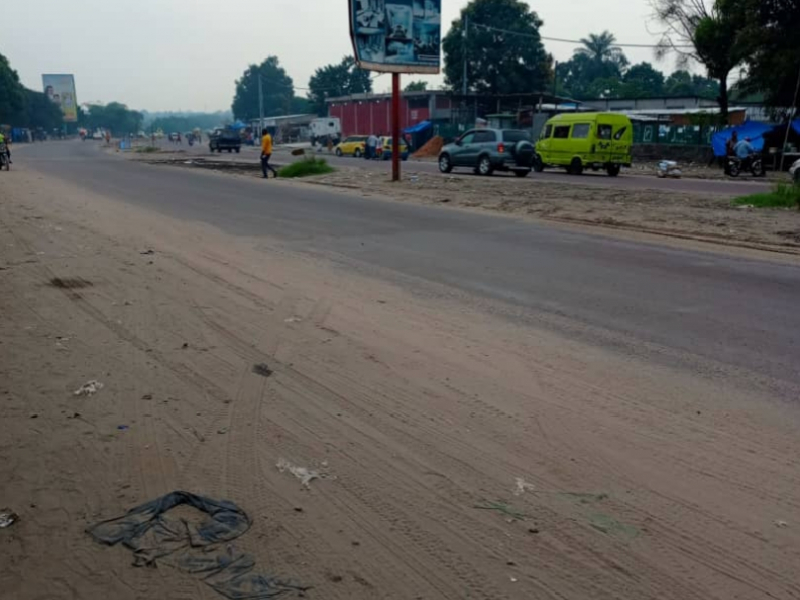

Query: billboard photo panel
[42,74,78,122]
[350,0,441,74]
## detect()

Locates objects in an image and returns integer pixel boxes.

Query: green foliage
[405,80,429,92]
[277,157,334,178]
[1,52,62,129]
[0,53,24,121]
[81,102,143,134]
[734,182,800,208]
[619,63,666,98]
[443,0,553,95]
[738,0,800,111]
[134,146,160,154]
[652,0,749,120]
[665,70,720,98]
[150,112,229,134]
[232,56,295,121]
[575,31,628,73]
[307,56,372,116]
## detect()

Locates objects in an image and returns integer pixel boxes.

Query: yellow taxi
[375,136,409,161]
[334,135,368,157]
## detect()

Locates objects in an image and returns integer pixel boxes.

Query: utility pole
[391,73,401,182]
[462,15,469,97]
[258,74,265,138]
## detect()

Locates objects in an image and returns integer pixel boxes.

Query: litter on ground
[86,491,307,599]
[276,458,320,488]
[73,380,104,396]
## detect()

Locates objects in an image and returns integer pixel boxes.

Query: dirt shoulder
[1,157,799,600]
[127,148,800,254]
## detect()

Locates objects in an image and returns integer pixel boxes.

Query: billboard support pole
[392,73,401,182]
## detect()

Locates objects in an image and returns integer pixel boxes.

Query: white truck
[310,118,341,147]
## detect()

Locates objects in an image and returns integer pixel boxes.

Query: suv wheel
[335,148,342,157]
[438,153,453,173]
[568,158,583,175]
[533,155,544,173]
[477,155,494,176]
[606,164,620,177]
[354,148,362,158]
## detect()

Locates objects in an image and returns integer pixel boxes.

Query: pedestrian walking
[261,130,278,178]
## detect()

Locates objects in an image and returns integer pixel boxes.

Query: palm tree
[575,31,628,71]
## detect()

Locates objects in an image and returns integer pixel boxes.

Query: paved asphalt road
[18,141,800,398]
[169,139,773,197]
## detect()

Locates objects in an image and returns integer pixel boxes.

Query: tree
[232,56,295,121]
[405,80,428,92]
[652,0,748,122]
[620,62,666,97]
[0,53,25,122]
[663,69,720,97]
[307,56,372,116]
[12,89,64,130]
[738,0,800,111]
[576,31,629,74]
[81,102,143,134]
[442,0,553,95]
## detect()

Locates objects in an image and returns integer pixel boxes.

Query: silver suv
[438,129,535,177]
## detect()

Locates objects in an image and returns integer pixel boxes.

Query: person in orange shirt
[260,129,278,178]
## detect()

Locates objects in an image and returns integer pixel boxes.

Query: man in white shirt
[366,134,379,160]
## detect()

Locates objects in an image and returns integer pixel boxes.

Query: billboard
[350,0,441,74]
[42,74,78,122]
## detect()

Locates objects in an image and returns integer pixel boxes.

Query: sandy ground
[2,164,800,600]
[129,147,800,254]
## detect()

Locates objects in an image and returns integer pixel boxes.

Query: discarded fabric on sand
[87,491,306,599]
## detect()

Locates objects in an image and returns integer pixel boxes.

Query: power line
[470,22,694,49]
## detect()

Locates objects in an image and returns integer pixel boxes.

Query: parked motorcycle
[727,155,765,178]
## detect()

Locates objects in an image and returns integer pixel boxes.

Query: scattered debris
[74,380,104,396]
[117,425,129,431]
[276,458,320,488]
[0,509,19,528]
[510,577,518,583]
[252,362,274,378]
[181,342,189,349]
[139,249,155,255]
[588,513,639,539]
[656,160,682,179]
[68,412,81,419]
[293,507,304,513]
[87,492,307,598]
[474,501,527,520]
[283,316,303,323]
[141,393,153,400]
[49,277,93,289]
[29,413,38,419]
[775,520,789,528]
[561,492,609,504]
[514,478,536,496]
[217,428,228,435]
[528,527,540,534]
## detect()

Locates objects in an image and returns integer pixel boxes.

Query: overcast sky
[4,0,691,112]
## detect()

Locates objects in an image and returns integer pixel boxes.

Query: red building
[327,91,436,137]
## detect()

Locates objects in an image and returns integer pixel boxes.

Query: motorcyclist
[733,137,755,171]
[0,131,11,164]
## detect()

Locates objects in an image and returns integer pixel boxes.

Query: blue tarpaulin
[403,120,431,134]
[229,120,247,130]
[792,118,800,135]
[711,120,774,157]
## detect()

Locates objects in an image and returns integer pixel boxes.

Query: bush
[277,157,334,178]
[733,182,800,209]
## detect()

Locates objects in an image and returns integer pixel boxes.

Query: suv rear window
[553,126,570,139]
[502,130,531,143]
